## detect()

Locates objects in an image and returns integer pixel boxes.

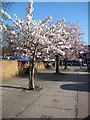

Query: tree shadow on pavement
[83,115,90,120]
[37,72,89,83]
[60,82,89,92]
[37,71,89,92]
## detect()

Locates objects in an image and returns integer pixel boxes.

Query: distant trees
[1,23,14,57]
[2,44,14,57]
[1,2,13,56]
[61,22,87,69]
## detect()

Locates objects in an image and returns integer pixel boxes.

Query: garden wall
[2,60,18,80]
[1,60,46,80]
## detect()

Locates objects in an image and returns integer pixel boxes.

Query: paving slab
[2,88,17,96]
[78,91,88,118]
[33,94,76,110]
[17,104,75,118]
[45,84,77,97]
[0,108,2,120]
[3,90,38,105]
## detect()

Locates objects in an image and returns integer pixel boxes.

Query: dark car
[73,61,80,66]
[87,58,90,70]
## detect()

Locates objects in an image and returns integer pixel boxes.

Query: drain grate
[41,114,52,120]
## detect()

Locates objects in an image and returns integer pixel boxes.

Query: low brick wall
[1,60,46,80]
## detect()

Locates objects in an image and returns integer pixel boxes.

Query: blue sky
[3,2,88,44]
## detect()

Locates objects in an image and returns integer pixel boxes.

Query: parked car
[83,63,87,66]
[73,61,80,66]
[86,52,90,70]
[15,57,30,61]
[4,56,13,60]
[44,58,55,62]
[87,63,90,70]
[87,58,90,70]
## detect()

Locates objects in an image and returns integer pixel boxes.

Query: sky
[3,2,88,44]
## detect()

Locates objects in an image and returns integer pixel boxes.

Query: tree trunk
[29,52,35,90]
[55,55,59,73]
[64,58,68,69]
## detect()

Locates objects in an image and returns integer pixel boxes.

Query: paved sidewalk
[1,66,89,119]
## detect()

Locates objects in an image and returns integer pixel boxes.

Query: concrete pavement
[1,66,89,119]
